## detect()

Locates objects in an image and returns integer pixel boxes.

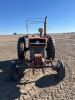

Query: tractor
[10,16,65,81]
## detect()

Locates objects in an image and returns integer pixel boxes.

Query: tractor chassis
[15,59,60,75]
[10,59,65,81]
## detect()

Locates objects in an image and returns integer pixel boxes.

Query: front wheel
[56,60,65,80]
[10,61,20,81]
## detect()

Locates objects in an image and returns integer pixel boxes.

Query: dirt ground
[0,34,75,100]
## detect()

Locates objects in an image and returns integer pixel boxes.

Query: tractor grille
[29,39,46,46]
[30,47,45,61]
[29,38,46,61]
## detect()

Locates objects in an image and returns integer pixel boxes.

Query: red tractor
[10,16,65,81]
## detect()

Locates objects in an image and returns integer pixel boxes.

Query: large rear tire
[17,37,25,60]
[46,36,55,60]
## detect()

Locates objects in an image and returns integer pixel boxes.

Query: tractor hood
[28,35,46,46]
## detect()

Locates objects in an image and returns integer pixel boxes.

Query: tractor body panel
[26,36,46,62]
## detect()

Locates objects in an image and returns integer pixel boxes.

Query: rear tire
[46,36,55,60]
[17,37,25,60]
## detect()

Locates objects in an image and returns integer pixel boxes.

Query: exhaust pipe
[44,16,47,36]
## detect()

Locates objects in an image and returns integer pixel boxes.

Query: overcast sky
[0,0,75,34]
